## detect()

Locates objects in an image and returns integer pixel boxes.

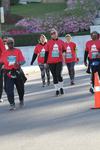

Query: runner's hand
[76,58,79,64]
[44,63,47,68]
[96,53,100,58]
[14,62,20,68]
[84,61,87,66]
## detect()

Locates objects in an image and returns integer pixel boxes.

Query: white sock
[54,84,59,91]
[59,82,63,89]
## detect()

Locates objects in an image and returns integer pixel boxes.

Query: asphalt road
[0,68,100,150]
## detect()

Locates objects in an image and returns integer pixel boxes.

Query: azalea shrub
[13,14,95,35]
[4,0,100,35]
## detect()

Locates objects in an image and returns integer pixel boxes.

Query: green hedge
[3,30,90,47]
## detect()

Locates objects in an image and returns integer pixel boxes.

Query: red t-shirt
[85,40,100,60]
[64,42,77,63]
[0,38,6,59]
[34,43,47,64]
[46,39,65,64]
[1,48,25,70]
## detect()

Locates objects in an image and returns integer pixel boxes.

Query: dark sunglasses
[7,42,14,44]
[3,40,7,43]
[51,32,56,35]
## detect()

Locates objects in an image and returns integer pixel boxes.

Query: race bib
[92,52,98,59]
[52,50,59,58]
[66,46,72,58]
[8,56,16,66]
[66,53,72,58]
[52,43,60,58]
[40,51,45,57]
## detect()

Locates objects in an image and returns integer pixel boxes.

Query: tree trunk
[1,0,10,14]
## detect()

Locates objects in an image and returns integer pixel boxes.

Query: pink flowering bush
[5,0,99,35]
[14,14,95,35]
[16,18,44,33]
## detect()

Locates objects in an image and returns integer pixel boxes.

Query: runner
[44,28,65,96]
[84,31,100,94]
[31,34,50,87]
[63,34,78,85]
[0,38,26,110]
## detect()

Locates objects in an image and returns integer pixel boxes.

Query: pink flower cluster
[16,18,44,33]
[14,15,95,35]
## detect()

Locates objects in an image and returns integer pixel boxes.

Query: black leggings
[49,62,63,84]
[66,62,75,81]
[4,74,24,105]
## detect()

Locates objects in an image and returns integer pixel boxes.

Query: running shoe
[0,99,3,103]
[56,90,60,96]
[89,87,94,94]
[60,88,64,95]
[9,104,16,111]
[71,81,75,85]
[19,101,24,108]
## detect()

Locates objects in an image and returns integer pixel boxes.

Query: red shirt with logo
[85,40,100,60]
[1,48,25,70]
[46,39,65,64]
[34,43,47,64]
[64,42,77,63]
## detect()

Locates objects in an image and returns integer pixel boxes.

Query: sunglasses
[51,32,56,35]
[3,40,7,43]
[7,42,14,44]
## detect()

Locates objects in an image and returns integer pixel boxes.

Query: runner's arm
[84,51,88,66]
[62,50,66,64]
[44,51,49,64]
[30,53,37,65]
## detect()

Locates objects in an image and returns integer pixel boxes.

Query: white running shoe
[0,99,3,103]
[9,105,16,111]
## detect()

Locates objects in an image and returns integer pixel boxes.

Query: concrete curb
[22,64,86,77]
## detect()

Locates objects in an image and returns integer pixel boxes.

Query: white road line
[2,82,89,101]
[24,82,89,97]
